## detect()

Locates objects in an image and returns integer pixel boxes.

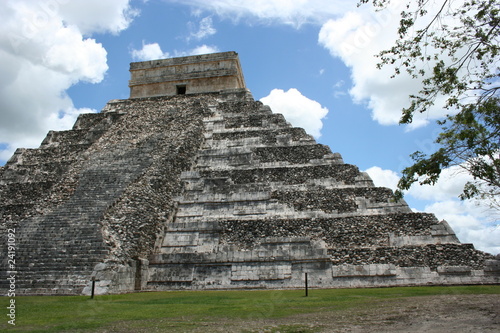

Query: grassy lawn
[1,285,499,332]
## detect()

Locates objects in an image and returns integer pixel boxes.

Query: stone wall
[1,111,122,294]
[270,187,394,213]
[95,97,211,261]
[147,92,499,291]
[129,51,247,98]
[218,213,441,249]
[328,244,491,269]
[0,94,218,294]
[1,88,498,295]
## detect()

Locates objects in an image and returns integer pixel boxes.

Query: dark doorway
[176,85,186,95]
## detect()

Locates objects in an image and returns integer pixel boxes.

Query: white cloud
[405,165,499,254]
[0,0,135,163]
[187,44,220,56]
[364,166,399,191]
[364,165,499,254]
[44,25,109,83]
[188,16,216,41]
[425,200,499,255]
[333,79,348,98]
[317,1,455,129]
[333,80,344,88]
[260,88,328,139]
[169,0,470,131]
[131,43,220,61]
[407,166,472,202]
[131,42,169,61]
[167,0,353,28]
[58,0,138,35]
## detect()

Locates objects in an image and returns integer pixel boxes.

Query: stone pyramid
[1,52,498,295]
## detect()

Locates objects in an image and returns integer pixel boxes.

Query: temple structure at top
[128,51,247,98]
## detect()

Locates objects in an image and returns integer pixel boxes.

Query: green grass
[1,285,499,332]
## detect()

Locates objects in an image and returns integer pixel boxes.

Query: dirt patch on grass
[288,293,500,333]
[101,294,499,332]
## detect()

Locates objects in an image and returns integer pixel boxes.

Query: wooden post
[305,272,308,297]
[91,276,96,299]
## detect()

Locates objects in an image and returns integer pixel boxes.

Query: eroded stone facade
[1,53,498,295]
[129,51,247,98]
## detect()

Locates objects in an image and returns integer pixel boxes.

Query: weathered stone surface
[0,94,217,295]
[327,243,491,269]
[129,51,246,98]
[218,213,439,249]
[1,52,498,295]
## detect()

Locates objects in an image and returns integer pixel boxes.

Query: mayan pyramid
[1,51,498,295]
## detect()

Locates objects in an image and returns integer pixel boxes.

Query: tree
[359,0,500,207]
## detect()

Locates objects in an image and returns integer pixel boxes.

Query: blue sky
[0,0,498,254]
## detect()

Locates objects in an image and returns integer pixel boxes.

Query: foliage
[359,0,500,204]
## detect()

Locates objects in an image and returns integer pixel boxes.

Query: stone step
[10,144,92,165]
[0,161,75,184]
[194,145,339,169]
[72,111,124,130]
[152,237,329,264]
[222,113,288,129]
[210,127,311,143]
[196,163,360,186]
[1,204,36,220]
[40,129,106,147]
[15,249,107,255]
[0,181,55,204]
[327,243,490,270]
[215,213,439,250]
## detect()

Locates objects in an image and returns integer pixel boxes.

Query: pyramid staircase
[1,90,498,295]
[147,92,498,290]
[0,112,124,294]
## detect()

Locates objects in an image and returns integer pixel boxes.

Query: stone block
[484,260,500,272]
[231,263,292,281]
[149,265,194,282]
[129,52,246,98]
[162,232,199,247]
[437,266,472,275]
